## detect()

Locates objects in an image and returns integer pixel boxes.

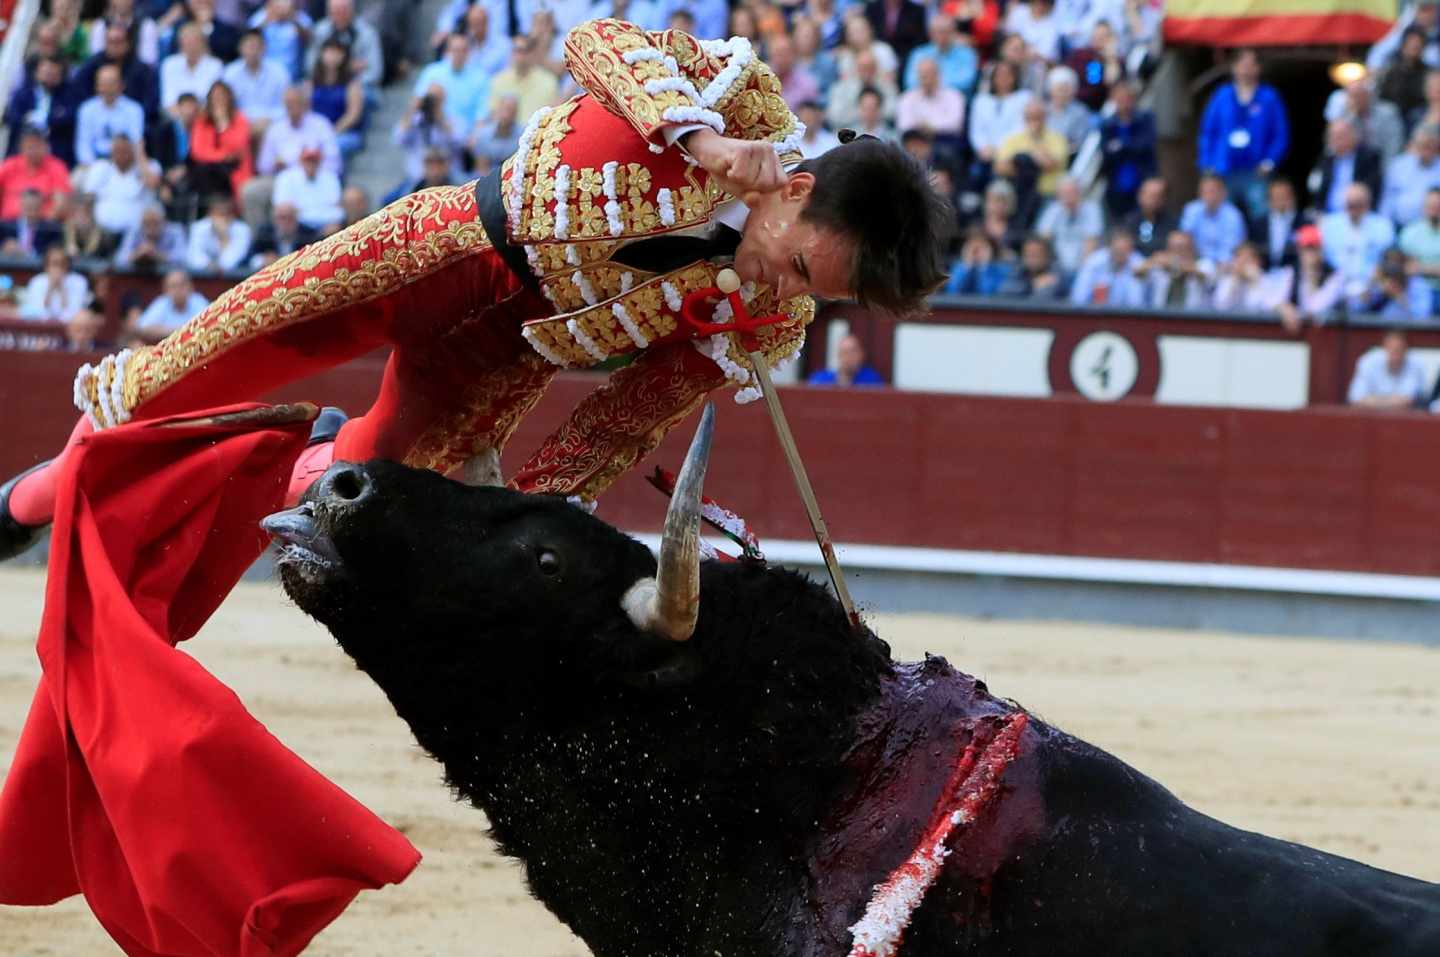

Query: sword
[706,268,859,628]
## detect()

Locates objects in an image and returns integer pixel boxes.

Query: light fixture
[1328,59,1366,87]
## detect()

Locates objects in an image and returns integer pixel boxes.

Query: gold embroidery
[404,351,558,475]
[121,184,491,413]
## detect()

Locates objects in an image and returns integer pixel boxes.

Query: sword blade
[745,351,859,628]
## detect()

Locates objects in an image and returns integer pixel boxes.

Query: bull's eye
[537,550,562,577]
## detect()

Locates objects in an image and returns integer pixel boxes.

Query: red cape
[0,404,420,956]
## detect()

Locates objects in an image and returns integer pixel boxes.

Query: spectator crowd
[3,0,1439,353]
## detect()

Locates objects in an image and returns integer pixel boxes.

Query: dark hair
[313,37,351,86]
[795,137,954,315]
[239,27,264,45]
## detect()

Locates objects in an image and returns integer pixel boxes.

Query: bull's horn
[622,404,714,641]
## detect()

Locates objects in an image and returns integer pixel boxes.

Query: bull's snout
[314,462,376,511]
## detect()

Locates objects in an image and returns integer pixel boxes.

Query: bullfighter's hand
[683,129,787,206]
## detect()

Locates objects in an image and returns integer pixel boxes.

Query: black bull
[266,451,1440,956]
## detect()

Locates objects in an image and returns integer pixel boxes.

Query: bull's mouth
[261,502,345,580]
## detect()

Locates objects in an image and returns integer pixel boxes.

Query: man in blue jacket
[1197,48,1289,222]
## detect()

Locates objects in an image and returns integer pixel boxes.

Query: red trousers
[75,184,724,499]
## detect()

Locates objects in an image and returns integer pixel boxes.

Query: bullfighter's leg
[4,184,546,536]
[509,342,726,501]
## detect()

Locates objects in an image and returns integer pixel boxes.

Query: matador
[0,18,952,558]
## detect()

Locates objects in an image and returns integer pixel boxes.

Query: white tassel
[573,270,598,305]
[508,106,553,232]
[552,164,571,240]
[522,325,570,367]
[613,302,649,348]
[567,317,609,363]
[661,281,684,312]
[657,187,676,226]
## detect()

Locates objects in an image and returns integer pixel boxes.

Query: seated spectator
[1379,124,1440,225]
[383,146,457,205]
[246,85,341,225]
[311,38,368,160]
[1378,27,1431,125]
[827,49,898,131]
[1213,241,1294,313]
[945,229,1015,294]
[1196,48,1288,221]
[836,16,899,82]
[338,185,371,229]
[164,0,241,63]
[904,14,978,93]
[768,33,820,112]
[968,61,1033,171]
[865,0,928,72]
[395,87,464,185]
[223,29,290,134]
[307,0,384,90]
[74,23,162,122]
[1004,0,1061,63]
[1399,186,1440,299]
[0,127,72,220]
[63,194,117,259]
[1325,77,1407,164]
[468,94,522,176]
[523,8,572,78]
[1069,228,1145,306]
[457,5,510,80]
[1320,182,1396,292]
[413,33,489,135]
[4,56,80,166]
[1045,67,1093,156]
[997,233,1067,298]
[897,57,965,137]
[65,307,108,352]
[796,101,841,159]
[272,147,343,232]
[1250,176,1310,270]
[1309,117,1383,217]
[113,202,188,272]
[1347,329,1428,408]
[1122,177,1175,258]
[1360,259,1435,321]
[1098,80,1155,218]
[19,247,92,323]
[83,133,162,237]
[131,268,209,341]
[1277,226,1345,331]
[187,194,253,272]
[248,201,318,268]
[976,178,1026,254]
[1179,173,1246,265]
[86,0,160,65]
[248,0,311,83]
[488,35,559,125]
[996,99,1069,204]
[160,23,223,116]
[152,93,201,210]
[75,64,147,167]
[0,189,63,259]
[1136,229,1214,309]
[1063,19,1124,112]
[189,81,253,203]
[852,87,898,143]
[1365,0,1440,74]
[807,333,885,386]
[1034,176,1103,274]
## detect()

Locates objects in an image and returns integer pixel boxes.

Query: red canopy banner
[1164,0,1395,46]
[0,404,420,956]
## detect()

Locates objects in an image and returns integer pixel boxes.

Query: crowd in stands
[3,0,1439,351]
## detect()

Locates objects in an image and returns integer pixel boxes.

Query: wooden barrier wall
[4,349,1438,578]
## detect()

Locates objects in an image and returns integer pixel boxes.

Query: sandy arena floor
[1,566,1437,955]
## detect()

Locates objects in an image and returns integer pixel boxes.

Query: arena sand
[1,566,1437,955]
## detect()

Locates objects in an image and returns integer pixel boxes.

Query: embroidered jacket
[504,19,814,400]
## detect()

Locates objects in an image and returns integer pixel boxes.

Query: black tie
[608,224,742,274]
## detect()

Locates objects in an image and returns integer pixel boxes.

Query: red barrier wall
[5,349,1438,578]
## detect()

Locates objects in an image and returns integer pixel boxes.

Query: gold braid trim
[117,184,490,416]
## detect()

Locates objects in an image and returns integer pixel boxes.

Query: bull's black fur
[277,460,1440,957]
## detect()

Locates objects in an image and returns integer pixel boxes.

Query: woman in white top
[969,60,1035,165]
[20,247,93,324]
[834,16,899,82]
